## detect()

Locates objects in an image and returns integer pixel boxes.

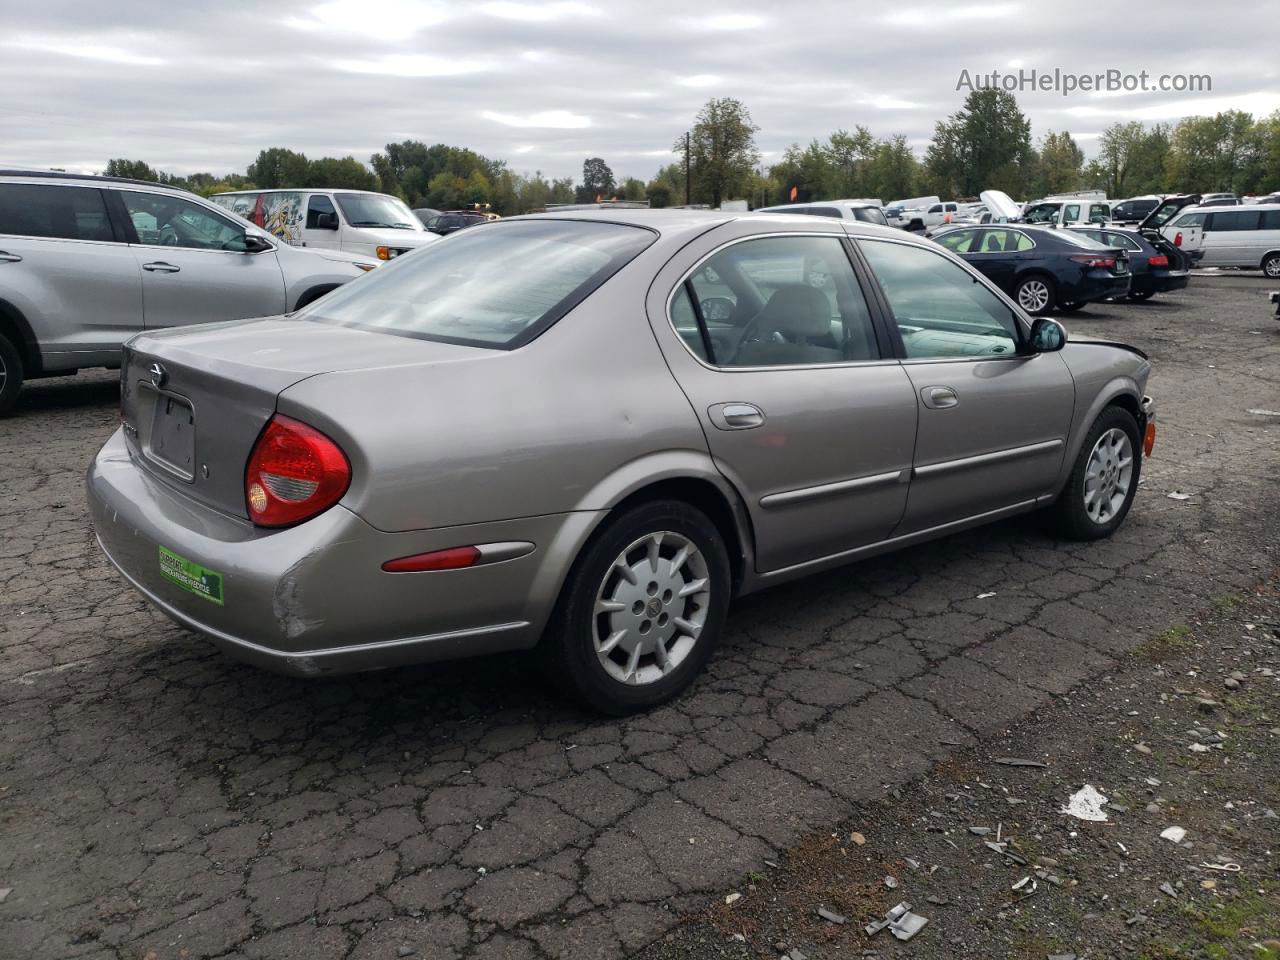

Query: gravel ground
[1,273,1277,960]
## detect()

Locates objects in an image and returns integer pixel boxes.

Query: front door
[114,189,287,329]
[301,194,342,250]
[857,236,1075,533]
[648,226,919,573]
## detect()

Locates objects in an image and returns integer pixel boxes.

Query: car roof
[0,169,186,191]
[212,187,388,196]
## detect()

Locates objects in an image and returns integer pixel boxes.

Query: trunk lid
[980,189,1023,222]
[120,316,486,519]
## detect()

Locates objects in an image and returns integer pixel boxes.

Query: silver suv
[0,171,378,414]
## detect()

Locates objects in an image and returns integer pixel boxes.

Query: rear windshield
[301,219,656,349]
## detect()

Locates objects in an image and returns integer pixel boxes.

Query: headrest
[757,285,831,338]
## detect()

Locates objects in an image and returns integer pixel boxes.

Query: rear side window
[1208,211,1260,231]
[853,207,888,225]
[802,207,842,219]
[1063,204,1081,221]
[1173,212,1206,228]
[0,183,115,242]
[302,219,655,349]
[1263,210,1280,230]
[1103,232,1142,251]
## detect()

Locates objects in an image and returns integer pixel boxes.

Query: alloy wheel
[1018,279,1051,312]
[1264,255,1280,279]
[592,531,710,686]
[1083,427,1134,524]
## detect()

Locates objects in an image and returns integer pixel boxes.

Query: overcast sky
[3,0,1276,183]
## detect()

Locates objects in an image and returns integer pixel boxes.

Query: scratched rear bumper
[87,428,580,675]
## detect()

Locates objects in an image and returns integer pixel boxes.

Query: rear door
[646,223,919,573]
[0,181,143,365]
[857,236,1074,533]
[962,228,1032,293]
[1203,210,1261,266]
[114,188,287,329]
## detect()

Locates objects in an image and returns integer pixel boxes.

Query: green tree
[824,127,875,197]
[307,156,379,190]
[678,97,760,207]
[247,148,310,188]
[1032,130,1084,196]
[578,157,616,202]
[619,177,646,202]
[925,90,1032,198]
[104,159,163,182]
[1093,122,1169,196]
[645,182,673,208]
[865,136,920,201]
[1165,112,1256,193]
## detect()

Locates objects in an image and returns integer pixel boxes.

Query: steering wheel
[159,224,178,246]
[699,296,734,322]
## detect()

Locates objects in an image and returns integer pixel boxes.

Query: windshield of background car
[300,219,656,349]
[1021,203,1061,223]
[334,193,421,230]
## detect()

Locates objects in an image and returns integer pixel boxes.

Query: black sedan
[423,211,488,236]
[1068,225,1191,301]
[933,225,1130,313]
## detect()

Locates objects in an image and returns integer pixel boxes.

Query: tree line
[102,91,1280,216]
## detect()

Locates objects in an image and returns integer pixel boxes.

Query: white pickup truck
[885,196,958,231]
[1021,191,1112,228]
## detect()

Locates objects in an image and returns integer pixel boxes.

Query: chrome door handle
[709,402,765,430]
[0,251,22,263]
[922,386,959,409]
[142,261,181,273]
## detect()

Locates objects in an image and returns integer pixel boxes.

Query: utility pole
[684,132,691,207]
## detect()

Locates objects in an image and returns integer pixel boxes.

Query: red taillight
[1069,255,1117,268]
[381,546,481,573]
[1174,232,1183,247]
[1147,255,1169,268]
[245,415,350,527]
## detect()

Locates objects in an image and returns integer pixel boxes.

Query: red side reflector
[1144,422,1156,457]
[1174,232,1183,247]
[382,546,481,573]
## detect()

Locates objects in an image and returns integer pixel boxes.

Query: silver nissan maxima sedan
[88,210,1155,714]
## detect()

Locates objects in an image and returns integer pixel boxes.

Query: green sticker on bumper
[159,546,225,606]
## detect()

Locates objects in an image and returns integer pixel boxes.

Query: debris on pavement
[1166,491,1194,500]
[0,888,10,904]
[864,901,930,941]
[1061,784,1109,822]
[849,831,866,845]
[816,906,847,925]
[725,892,742,905]
[1160,826,1188,844]
[993,757,1048,768]
[884,874,899,889]
[1158,882,1178,898]
[976,591,997,599]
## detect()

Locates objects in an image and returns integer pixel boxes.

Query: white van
[211,188,439,261]
[756,199,889,225]
[1162,204,1280,276]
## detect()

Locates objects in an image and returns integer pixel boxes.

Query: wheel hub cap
[593,531,711,686]
[1083,428,1134,524]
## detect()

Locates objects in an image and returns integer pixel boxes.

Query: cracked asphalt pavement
[2,274,1277,960]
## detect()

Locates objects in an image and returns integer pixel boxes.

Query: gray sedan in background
[88,210,1155,714]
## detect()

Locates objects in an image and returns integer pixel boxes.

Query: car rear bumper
[1067,271,1131,303]
[87,428,597,676]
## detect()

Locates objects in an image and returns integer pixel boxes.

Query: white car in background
[756,199,889,225]
[212,188,440,262]
[885,196,940,230]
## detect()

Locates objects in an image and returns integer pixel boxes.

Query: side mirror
[1029,316,1067,352]
[316,212,339,230]
[240,234,274,254]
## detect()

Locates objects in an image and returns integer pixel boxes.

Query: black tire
[1262,252,1280,280]
[1127,289,1155,301]
[1015,274,1055,314]
[0,333,23,416]
[540,499,731,715]
[1048,406,1143,541]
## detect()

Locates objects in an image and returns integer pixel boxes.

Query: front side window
[119,192,248,250]
[0,183,114,242]
[1088,203,1109,222]
[859,239,1019,359]
[306,194,337,229]
[1063,204,1081,222]
[1022,203,1060,224]
[680,235,880,368]
[670,286,709,362]
[936,229,976,252]
[303,219,654,349]
[214,193,259,222]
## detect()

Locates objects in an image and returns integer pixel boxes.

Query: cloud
[685,13,767,30]
[676,74,722,88]
[885,3,1020,26]
[284,0,450,40]
[334,54,491,77]
[6,36,165,66]
[478,2,599,21]
[480,109,592,128]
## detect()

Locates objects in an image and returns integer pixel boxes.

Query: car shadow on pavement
[11,371,119,415]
